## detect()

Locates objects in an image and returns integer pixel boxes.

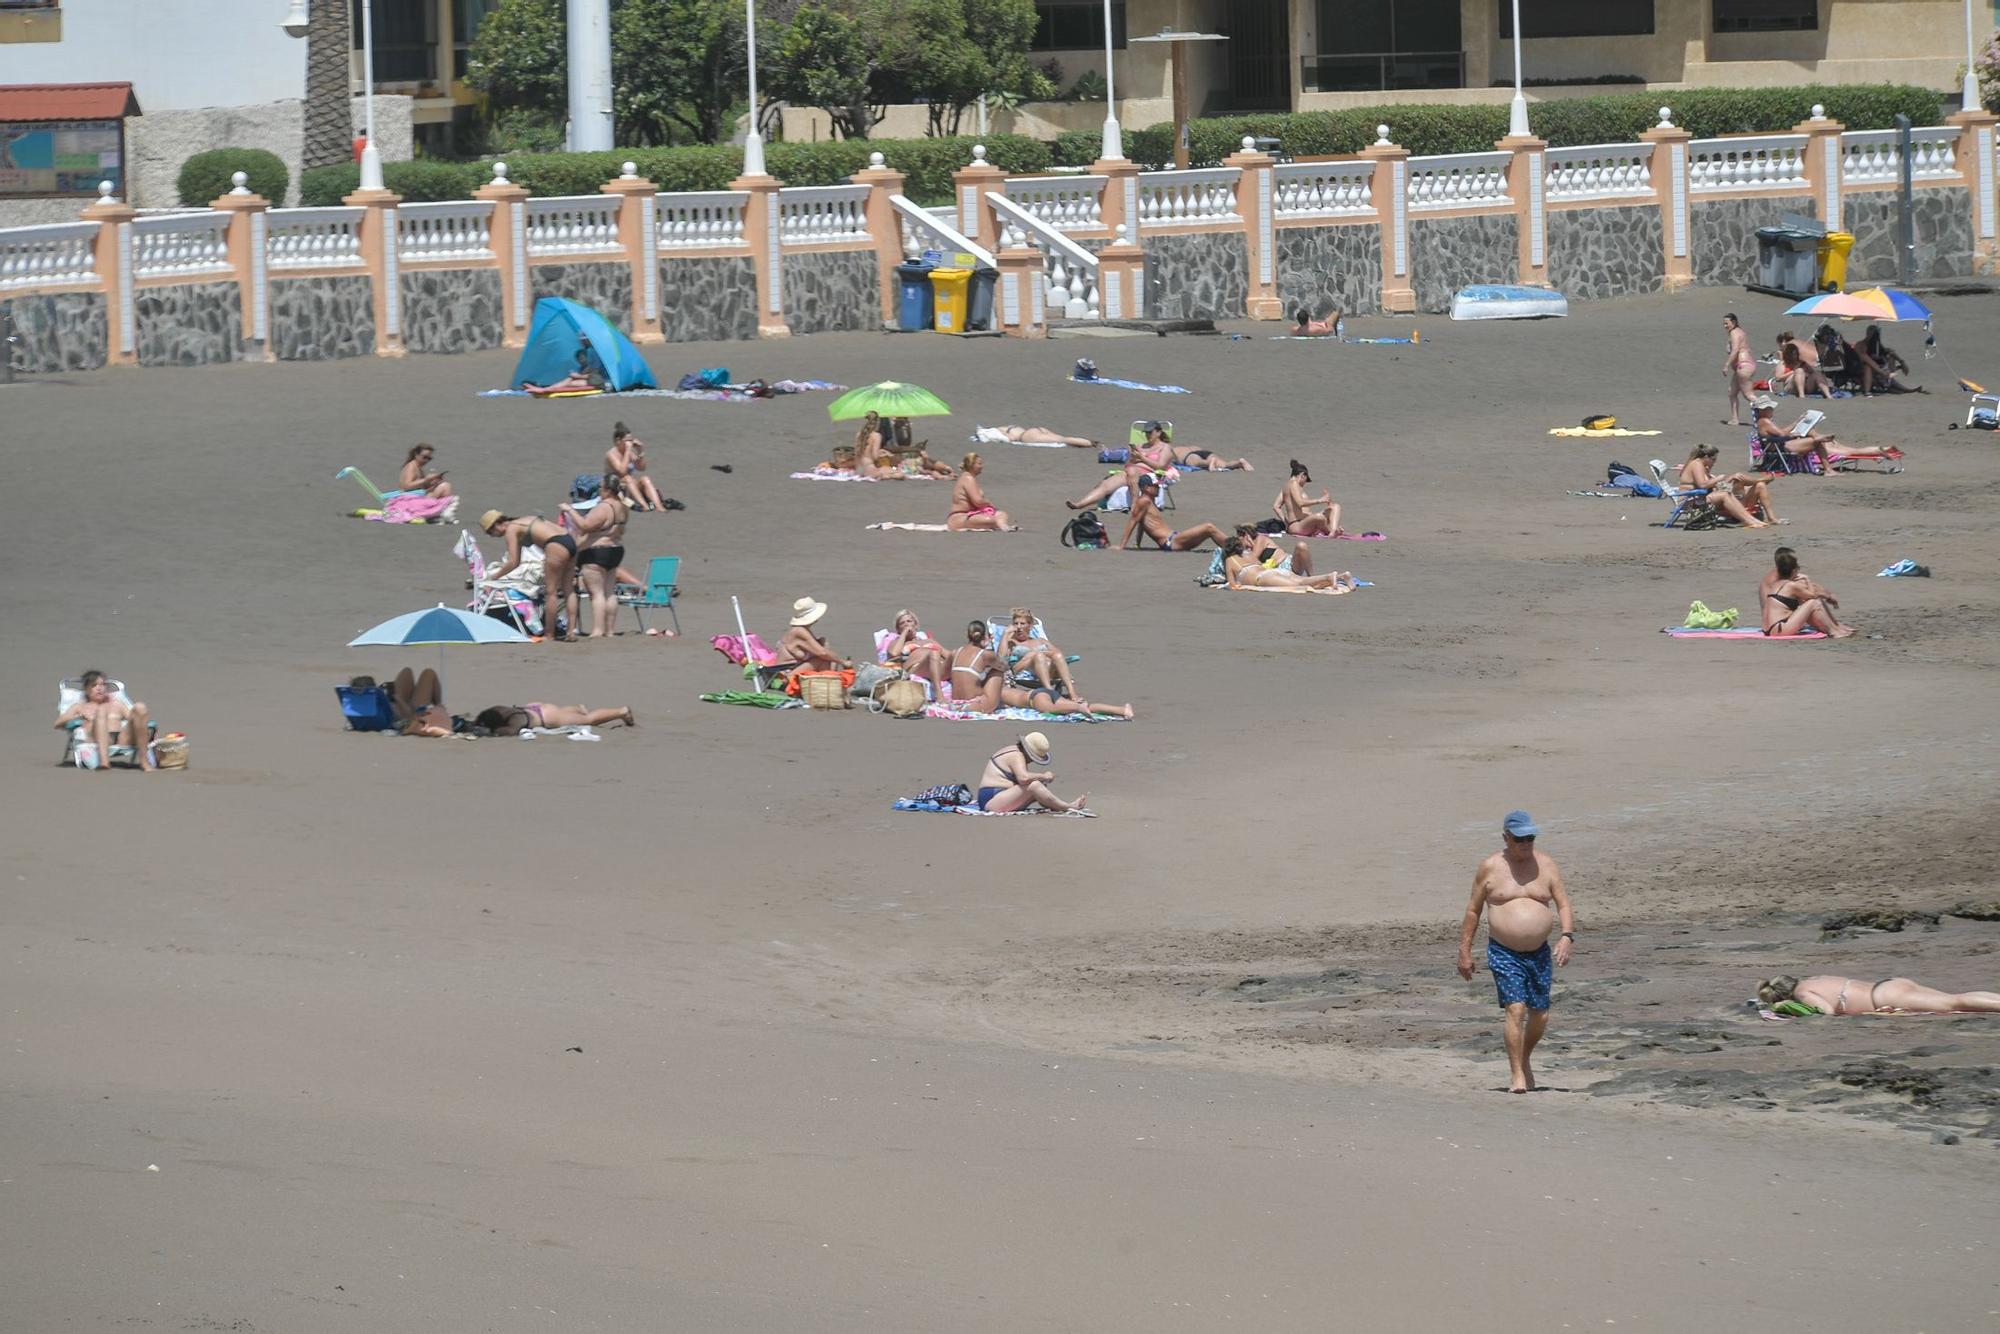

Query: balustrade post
[731,168,790,338]
[1224,138,1281,319]
[1946,105,1999,274]
[1792,106,1847,242]
[1639,110,1693,294]
[211,172,272,361]
[952,145,1007,254]
[1362,127,1414,314]
[475,163,533,347]
[1093,155,1141,241]
[853,151,909,327]
[79,181,136,367]
[601,161,663,344]
[994,227,1045,338]
[1095,223,1144,321]
[1497,131,1549,287]
[343,182,405,357]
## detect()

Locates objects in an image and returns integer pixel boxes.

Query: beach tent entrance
[510,297,657,391]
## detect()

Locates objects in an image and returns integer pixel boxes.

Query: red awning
[0,82,141,122]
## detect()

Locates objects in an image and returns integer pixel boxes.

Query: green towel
[1684,600,1739,630]
[699,691,797,708]
[1771,999,1821,1017]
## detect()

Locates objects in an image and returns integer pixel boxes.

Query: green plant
[1976,31,2000,114]
[1068,69,1106,102]
[298,159,484,206]
[486,106,567,155]
[177,148,289,207]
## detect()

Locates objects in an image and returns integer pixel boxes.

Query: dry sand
[4,286,1999,1330]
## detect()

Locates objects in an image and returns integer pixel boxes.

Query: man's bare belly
[1487,897,1554,952]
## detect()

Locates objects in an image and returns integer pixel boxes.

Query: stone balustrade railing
[1544,144,1654,201]
[397,200,495,261]
[1001,175,1107,232]
[1136,167,1242,227]
[267,206,366,269]
[1407,151,1512,210]
[1688,134,1809,193]
[1272,160,1375,219]
[1841,126,1960,185]
[656,190,748,250]
[0,220,97,290]
[987,193,1100,319]
[131,210,233,279]
[778,184,871,246]
[524,194,623,255]
[892,195,996,268]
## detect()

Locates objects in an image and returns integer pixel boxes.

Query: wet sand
[5,285,2000,1329]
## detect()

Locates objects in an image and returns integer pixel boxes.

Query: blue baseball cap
[1503,810,1539,839]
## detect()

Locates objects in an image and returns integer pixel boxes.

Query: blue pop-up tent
[510,297,657,391]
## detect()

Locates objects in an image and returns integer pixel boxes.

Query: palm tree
[303,0,355,174]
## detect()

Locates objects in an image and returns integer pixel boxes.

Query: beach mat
[921,704,1128,724]
[1069,375,1191,395]
[1548,427,1663,437]
[1661,626,1825,639]
[893,798,1095,817]
[790,471,937,482]
[867,522,956,532]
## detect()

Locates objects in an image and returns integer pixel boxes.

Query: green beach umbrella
[826,380,953,421]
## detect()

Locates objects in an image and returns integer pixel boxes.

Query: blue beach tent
[511,297,657,391]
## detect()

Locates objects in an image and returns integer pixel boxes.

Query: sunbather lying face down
[1759,974,2000,1015]
[474,703,637,733]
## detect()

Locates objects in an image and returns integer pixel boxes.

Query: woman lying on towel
[1233,525,1316,576]
[948,453,1018,531]
[475,703,637,734]
[1134,420,1252,473]
[1760,546,1855,638]
[1222,537,1358,592]
[1680,443,1776,528]
[975,424,1098,448]
[886,609,951,697]
[1274,459,1349,537]
[1759,974,2000,1015]
[890,418,956,479]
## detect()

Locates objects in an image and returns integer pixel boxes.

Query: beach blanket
[893,797,1095,817]
[1068,374,1191,395]
[710,633,780,666]
[790,469,937,481]
[1268,335,1419,345]
[1218,582,1366,596]
[920,703,1127,724]
[516,725,602,741]
[1548,427,1663,437]
[867,522,980,532]
[480,379,845,403]
[699,690,805,708]
[364,493,457,523]
[1662,626,1825,639]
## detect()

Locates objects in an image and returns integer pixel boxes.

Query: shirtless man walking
[1456,811,1575,1093]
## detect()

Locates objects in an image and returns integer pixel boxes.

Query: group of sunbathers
[351,667,636,738]
[1727,312,1925,426]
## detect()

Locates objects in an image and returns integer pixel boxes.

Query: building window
[1033,0,1124,52]
[1499,0,1653,37]
[1712,0,1817,32]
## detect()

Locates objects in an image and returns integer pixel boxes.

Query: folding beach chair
[456,528,542,634]
[985,613,1084,693]
[55,677,156,768]
[334,466,418,510]
[619,556,682,634]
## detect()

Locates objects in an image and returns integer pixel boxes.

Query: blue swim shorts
[1487,938,1553,1010]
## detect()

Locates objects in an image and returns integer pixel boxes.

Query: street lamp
[1099,0,1122,161]
[1507,0,1529,138]
[1965,0,1985,113]
[283,0,384,192]
[743,0,765,175]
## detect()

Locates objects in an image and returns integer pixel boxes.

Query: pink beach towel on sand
[1662,626,1826,639]
[368,493,456,523]
[711,633,780,666]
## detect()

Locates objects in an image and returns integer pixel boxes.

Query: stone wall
[1843,186,1974,282]
[781,250,880,335]
[1407,213,1519,313]
[401,268,504,355]
[124,96,415,209]
[1544,206,1664,301]
[2,291,107,374]
[1275,223,1383,318]
[1689,194,1814,288]
[270,275,377,361]
[659,256,759,342]
[530,262,633,332]
[135,281,241,367]
[1142,232,1248,321]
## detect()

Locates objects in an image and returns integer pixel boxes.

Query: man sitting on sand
[1456,811,1575,1094]
[1119,476,1229,551]
[1757,974,2000,1015]
[55,670,155,772]
[1292,306,1342,337]
[973,731,1092,814]
[779,597,852,671]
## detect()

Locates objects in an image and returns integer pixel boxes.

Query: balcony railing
[1301,50,1465,94]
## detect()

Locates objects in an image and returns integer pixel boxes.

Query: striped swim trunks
[1487,938,1553,1010]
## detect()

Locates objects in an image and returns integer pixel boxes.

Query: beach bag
[851,663,901,698]
[1072,358,1098,381]
[1097,447,1129,464]
[797,670,853,709]
[698,367,730,388]
[154,735,190,770]
[912,782,973,807]
[1582,413,1617,430]
[677,372,706,391]
[874,678,927,718]
[1061,510,1108,548]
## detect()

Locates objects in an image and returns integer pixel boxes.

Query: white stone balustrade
[397,200,495,261]
[1135,167,1242,226]
[1271,160,1374,218]
[1543,144,1654,201]
[1001,175,1107,232]
[1687,134,1809,193]
[987,195,1099,320]
[0,221,98,290]
[524,194,624,255]
[1406,151,1512,210]
[777,184,872,245]
[131,210,233,278]
[1840,127,1960,185]
[656,190,749,249]
[266,206,366,269]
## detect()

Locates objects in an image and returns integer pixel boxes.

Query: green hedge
[178,148,289,207]
[1054,83,1947,168]
[299,160,490,206]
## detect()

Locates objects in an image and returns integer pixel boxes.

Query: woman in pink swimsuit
[947,453,1017,531]
[1724,313,1757,425]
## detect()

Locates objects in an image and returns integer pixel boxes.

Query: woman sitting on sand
[481,509,580,643]
[1679,443,1776,528]
[949,621,1004,713]
[1774,334,1836,400]
[1758,974,2000,1015]
[474,703,637,734]
[977,424,1098,448]
[607,423,666,512]
[948,453,1018,531]
[1855,325,1923,394]
[1274,460,1346,537]
[885,609,951,697]
[1222,537,1357,592]
[998,606,1081,702]
[973,732,1090,814]
[397,444,454,499]
[1760,546,1854,638]
[853,412,905,480]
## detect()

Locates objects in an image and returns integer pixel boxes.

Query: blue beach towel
[1069,374,1192,395]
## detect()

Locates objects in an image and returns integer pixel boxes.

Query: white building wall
[0,0,306,110]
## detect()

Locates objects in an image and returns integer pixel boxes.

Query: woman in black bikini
[1759,546,1854,638]
[570,472,629,640]
[474,703,637,734]
[1759,974,2000,1015]
[481,509,581,642]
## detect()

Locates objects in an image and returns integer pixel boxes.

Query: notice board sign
[0,118,123,197]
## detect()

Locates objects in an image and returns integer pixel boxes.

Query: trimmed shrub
[299,160,485,206]
[178,148,289,207]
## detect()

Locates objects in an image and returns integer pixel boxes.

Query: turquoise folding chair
[620,556,681,633]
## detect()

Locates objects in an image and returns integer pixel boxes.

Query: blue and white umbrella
[348,603,529,693]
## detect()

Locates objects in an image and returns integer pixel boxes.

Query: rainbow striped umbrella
[1848,287,1934,322]
[1785,287,1934,322]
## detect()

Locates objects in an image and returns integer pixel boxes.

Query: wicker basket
[154,735,190,770]
[799,672,851,710]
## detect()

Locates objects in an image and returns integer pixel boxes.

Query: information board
[0,119,123,196]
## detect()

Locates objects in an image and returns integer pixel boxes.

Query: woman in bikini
[1774,333,1836,400]
[949,621,1004,713]
[1759,546,1854,637]
[475,703,637,734]
[997,679,1134,720]
[1759,974,2000,1015]
[891,418,956,478]
[998,606,1082,702]
[948,453,1017,531]
[1679,443,1775,527]
[885,609,951,697]
[1854,324,1923,394]
[606,423,666,511]
[481,509,580,642]
[397,443,454,499]
[568,472,629,640]
[1134,421,1251,473]
[980,424,1098,448]
[973,732,1089,814]
[1222,537,1357,592]
[1724,312,1757,425]
[1232,524,1314,576]
[852,412,904,480]
[1273,459,1343,537]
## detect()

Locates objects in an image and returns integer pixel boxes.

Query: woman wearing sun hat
[972,731,1092,815]
[778,596,850,671]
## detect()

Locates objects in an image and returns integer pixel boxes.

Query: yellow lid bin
[1816,232,1855,293]
[928,267,972,333]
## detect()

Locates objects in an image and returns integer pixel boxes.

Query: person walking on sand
[1456,811,1575,1094]
[1723,312,1757,425]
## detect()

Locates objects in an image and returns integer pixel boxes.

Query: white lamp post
[282,0,383,191]
[1965,0,1984,113]
[1507,0,1530,138]
[743,0,766,175]
[1099,0,1123,160]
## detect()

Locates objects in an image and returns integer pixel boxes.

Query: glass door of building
[1304,0,1462,93]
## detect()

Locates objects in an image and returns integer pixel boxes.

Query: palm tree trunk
[303,0,355,174]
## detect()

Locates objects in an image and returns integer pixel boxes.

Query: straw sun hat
[478,509,505,531]
[790,597,829,627]
[1020,731,1051,763]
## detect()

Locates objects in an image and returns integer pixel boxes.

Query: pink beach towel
[368,493,456,523]
[1662,626,1826,639]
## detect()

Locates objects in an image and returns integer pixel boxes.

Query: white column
[566,0,615,151]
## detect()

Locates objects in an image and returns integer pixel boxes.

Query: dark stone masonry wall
[2,291,106,374]
[658,255,759,342]
[270,275,376,361]
[401,268,504,355]
[1141,231,1248,321]
[135,281,241,367]
[1844,186,1973,282]
[1544,206,1664,302]
[1688,195,1814,288]
[530,261,632,331]
[1407,213,1518,313]
[780,249,879,335]
[1275,223,1382,317]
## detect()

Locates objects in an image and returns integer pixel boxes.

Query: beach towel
[699,690,804,708]
[1662,626,1825,639]
[365,493,457,523]
[516,726,602,741]
[868,522,991,532]
[1298,530,1386,541]
[919,703,1128,724]
[1222,582,1364,596]
[893,797,1096,817]
[1547,427,1663,438]
[1068,374,1191,395]
[1268,335,1419,345]
[974,426,1067,448]
[710,633,779,666]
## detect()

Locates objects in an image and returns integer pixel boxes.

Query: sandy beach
[5,285,1999,1330]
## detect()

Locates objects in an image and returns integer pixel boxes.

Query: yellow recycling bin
[929,267,972,333]
[1816,231,1855,292]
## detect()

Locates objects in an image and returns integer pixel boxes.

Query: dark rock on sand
[1820,909,1941,937]
[1948,899,2000,921]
